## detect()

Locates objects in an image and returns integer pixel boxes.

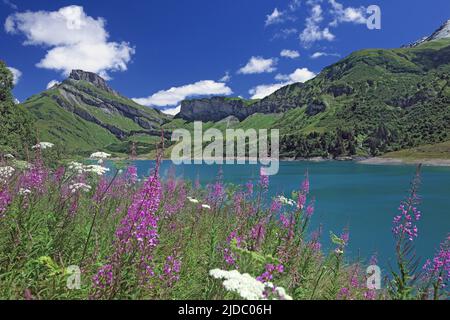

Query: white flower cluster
[68,162,110,176]
[89,152,111,159]
[32,142,54,150]
[69,183,92,194]
[210,269,266,300]
[0,166,15,183]
[187,196,199,203]
[85,165,110,176]
[209,269,292,300]
[277,195,296,206]
[187,197,211,209]
[18,188,32,196]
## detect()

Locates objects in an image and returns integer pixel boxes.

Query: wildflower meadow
[0,144,448,300]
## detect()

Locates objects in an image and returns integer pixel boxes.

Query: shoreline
[107,156,450,167]
[356,157,450,167]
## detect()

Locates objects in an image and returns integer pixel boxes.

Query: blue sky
[2,0,450,114]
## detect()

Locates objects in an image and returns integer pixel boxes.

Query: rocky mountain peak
[404,19,450,47]
[429,19,450,41]
[68,69,114,93]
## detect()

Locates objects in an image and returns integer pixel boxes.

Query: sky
[1,0,450,114]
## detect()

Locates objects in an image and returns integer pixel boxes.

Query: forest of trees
[0,61,36,157]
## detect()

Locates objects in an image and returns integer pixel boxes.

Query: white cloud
[275,68,316,82]
[310,51,341,59]
[280,49,300,59]
[133,80,233,107]
[161,105,181,116]
[219,71,231,82]
[250,67,316,99]
[288,0,302,12]
[238,56,277,74]
[7,67,21,85]
[5,5,134,77]
[249,83,287,100]
[300,4,335,46]
[329,0,367,26]
[46,80,60,89]
[265,8,284,26]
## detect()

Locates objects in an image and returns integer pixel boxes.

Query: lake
[125,160,450,270]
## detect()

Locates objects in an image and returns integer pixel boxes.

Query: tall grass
[0,148,448,300]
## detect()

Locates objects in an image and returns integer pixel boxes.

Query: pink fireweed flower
[422,234,450,289]
[392,172,421,241]
[341,231,350,246]
[364,289,377,300]
[160,255,182,287]
[206,169,226,205]
[227,230,242,247]
[233,192,245,218]
[125,166,138,184]
[115,174,161,254]
[279,213,291,229]
[297,193,306,210]
[223,231,242,266]
[257,264,284,283]
[250,222,266,250]
[92,264,113,289]
[309,228,322,252]
[92,177,109,203]
[53,166,65,184]
[19,165,48,195]
[270,198,282,213]
[301,171,310,194]
[305,201,315,218]
[162,181,186,217]
[245,181,254,196]
[223,248,236,266]
[93,169,163,291]
[0,188,12,218]
[338,287,350,299]
[259,167,269,190]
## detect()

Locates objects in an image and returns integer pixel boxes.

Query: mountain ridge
[403,19,450,48]
[23,70,170,154]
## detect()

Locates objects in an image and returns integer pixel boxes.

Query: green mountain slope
[175,38,450,159]
[22,70,170,155]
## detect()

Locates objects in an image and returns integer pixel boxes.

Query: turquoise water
[127,160,450,269]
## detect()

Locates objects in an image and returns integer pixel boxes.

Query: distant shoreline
[108,156,450,167]
[356,157,450,167]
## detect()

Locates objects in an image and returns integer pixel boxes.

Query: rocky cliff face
[176,97,251,122]
[68,70,116,94]
[404,19,450,47]
[177,83,307,122]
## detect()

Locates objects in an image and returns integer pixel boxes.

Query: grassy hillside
[22,71,170,155]
[174,39,450,159]
[383,140,450,160]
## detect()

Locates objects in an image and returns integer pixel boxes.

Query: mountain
[23,70,170,155]
[404,19,450,47]
[176,23,450,159]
